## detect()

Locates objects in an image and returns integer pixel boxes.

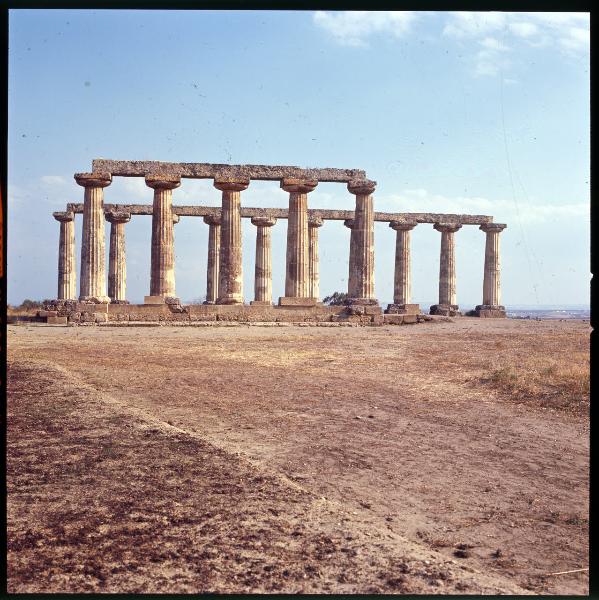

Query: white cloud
[384,188,588,224]
[313,11,418,47]
[508,21,538,38]
[442,12,507,38]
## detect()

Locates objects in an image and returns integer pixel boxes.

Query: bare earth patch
[7,318,589,594]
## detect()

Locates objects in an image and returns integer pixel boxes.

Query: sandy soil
[7,318,589,594]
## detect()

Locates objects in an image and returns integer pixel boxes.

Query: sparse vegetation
[323,291,349,305]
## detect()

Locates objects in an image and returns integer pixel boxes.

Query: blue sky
[8,10,590,306]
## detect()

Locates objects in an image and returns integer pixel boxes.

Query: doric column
[386,221,420,315]
[203,215,221,304]
[53,211,76,300]
[344,219,356,297]
[74,172,112,303]
[347,179,377,304]
[106,210,131,303]
[145,175,181,302]
[215,177,249,305]
[308,216,323,300]
[475,223,507,318]
[280,178,318,305]
[430,223,462,316]
[251,216,277,305]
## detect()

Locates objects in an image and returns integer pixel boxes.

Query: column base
[110,299,130,304]
[474,304,506,318]
[278,297,322,307]
[429,304,461,317]
[203,300,216,305]
[385,303,421,315]
[216,297,244,305]
[144,295,181,305]
[251,300,273,306]
[79,295,111,304]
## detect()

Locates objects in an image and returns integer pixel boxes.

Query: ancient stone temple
[45,159,507,325]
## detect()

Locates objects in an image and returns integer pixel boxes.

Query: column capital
[308,216,324,228]
[251,216,277,227]
[343,218,355,229]
[105,210,131,224]
[347,179,376,196]
[53,211,75,222]
[74,172,112,188]
[203,215,222,226]
[434,222,462,233]
[480,223,507,233]
[280,178,318,194]
[214,177,249,192]
[145,174,181,190]
[389,220,417,232]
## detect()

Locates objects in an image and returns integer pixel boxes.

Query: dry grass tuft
[482,355,589,416]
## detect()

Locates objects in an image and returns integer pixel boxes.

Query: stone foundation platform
[429,304,462,317]
[474,304,507,318]
[33,300,433,326]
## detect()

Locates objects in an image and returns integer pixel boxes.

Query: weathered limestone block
[105,210,131,303]
[251,216,276,304]
[215,177,249,305]
[147,175,180,301]
[75,172,112,303]
[347,179,378,305]
[47,316,68,325]
[203,215,221,304]
[281,178,318,305]
[53,211,77,300]
[430,223,462,316]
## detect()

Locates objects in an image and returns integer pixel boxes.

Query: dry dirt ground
[7,318,589,594]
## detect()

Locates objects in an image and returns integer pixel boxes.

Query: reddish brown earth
[7,318,589,594]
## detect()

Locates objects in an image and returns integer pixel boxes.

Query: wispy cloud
[313,11,589,77]
[443,11,589,75]
[384,188,588,224]
[313,11,419,47]
[40,175,67,186]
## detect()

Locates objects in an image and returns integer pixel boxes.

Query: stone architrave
[344,218,356,298]
[215,177,249,305]
[386,221,420,315]
[347,179,378,305]
[74,172,112,303]
[430,223,462,316]
[251,217,277,305]
[106,210,131,303]
[475,223,507,318]
[53,211,76,300]
[145,175,181,303]
[279,178,318,306]
[203,215,221,304]
[308,216,323,300]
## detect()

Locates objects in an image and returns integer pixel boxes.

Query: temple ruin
[44,159,507,325]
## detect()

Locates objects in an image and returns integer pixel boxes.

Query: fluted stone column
[280,178,318,306]
[53,211,76,300]
[430,223,462,316]
[251,217,276,305]
[215,177,249,305]
[347,179,378,305]
[344,219,356,299]
[203,215,221,304]
[145,175,181,303]
[106,211,131,303]
[75,172,111,303]
[308,216,323,300]
[386,221,420,315]
[475,223,507,318]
